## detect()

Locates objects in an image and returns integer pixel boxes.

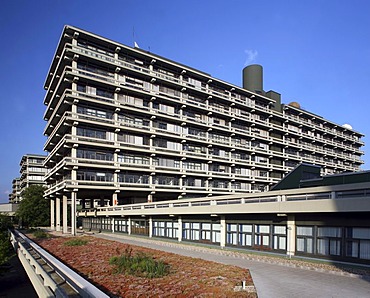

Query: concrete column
[112,218,115,233]
[56,197,61,232]
[112,193,118,206]
[178,217,183,242]
[220,216,226,248]
[50,198,55,230]
[128,217,132,235]
[287,215,296,257]
[71,192,77,236]
[62,195,68,234]
[149,217,153,238]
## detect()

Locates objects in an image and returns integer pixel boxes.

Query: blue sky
[1,0,370,203]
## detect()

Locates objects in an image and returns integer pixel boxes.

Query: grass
[64,238,89,246]
[109,246,170,278]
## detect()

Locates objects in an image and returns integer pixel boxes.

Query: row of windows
[74,149,271,171]
[74,101,360,156]
[77,127,356,163]
[75,170,270,183]
[81,215,370,262]
[74,126,357,167]
[296,226,370,260]
[73,171,267,189]
[73,40,361,145]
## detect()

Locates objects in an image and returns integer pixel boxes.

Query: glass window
[318,227,341,237]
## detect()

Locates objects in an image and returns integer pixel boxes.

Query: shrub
[0,232,13,266]
[109,246,170,278]
[33,230,49,239]
[64,238,88,246]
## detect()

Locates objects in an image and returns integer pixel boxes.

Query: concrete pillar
[128,217,132,235]
[112,193,118,206]
[50,198,55,230]
[287,215,296,257]
[178,217,183,242]
[62,195,68,234]
[220,216,226,248]
[112,218,115,233]
[149,217,153,238]
[71,192,77,236]
[56,197,61,232]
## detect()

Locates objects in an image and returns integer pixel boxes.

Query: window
[183,161,202,170]
[227,224,238,245]
[154,175,179,185]
[153,157,180,168]
[77,127,106,139]
[118,172,149,184]
[77,149,113,161]
[118,115,149,128]
[117,154,149,165]
[153,220,178,239]
[273,226,286,250]
[254,225,270,247]
[346,228,370,260]
[183,178,204,187]
[118,133,148,146]
[114,219,129,233]
[77,171,113,182]
[183,144,206,153]
[317,227,342,256]
[77,106,113,119]
[239,224,253,246]
[296,226,314,254]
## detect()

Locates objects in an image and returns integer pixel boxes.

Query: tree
[16,185,50,227]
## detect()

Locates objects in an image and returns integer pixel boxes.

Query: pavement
[94,232,370,298]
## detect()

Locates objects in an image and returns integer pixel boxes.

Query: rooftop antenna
[133,26,140,48]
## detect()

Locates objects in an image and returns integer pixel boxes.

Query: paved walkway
[95,233,370,298]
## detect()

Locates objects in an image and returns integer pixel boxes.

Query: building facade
[19,154,46,198]
[43,26,364,212]
[78,165,370,264]
[9,178,21,203]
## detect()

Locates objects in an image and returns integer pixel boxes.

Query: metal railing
[79,184,370,216]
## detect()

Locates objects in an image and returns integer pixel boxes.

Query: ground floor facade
[79,213,370,265]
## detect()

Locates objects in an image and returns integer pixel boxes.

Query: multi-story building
[19,154,46,197]
[9,178,21,203]
[43,25,364,213]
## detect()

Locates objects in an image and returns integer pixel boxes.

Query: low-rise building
[77,164,370,264]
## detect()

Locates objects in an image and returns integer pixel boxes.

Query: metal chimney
[243,64,263,93]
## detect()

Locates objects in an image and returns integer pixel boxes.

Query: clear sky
[1,0,370,203]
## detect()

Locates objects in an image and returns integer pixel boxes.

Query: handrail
[10,230,109,298]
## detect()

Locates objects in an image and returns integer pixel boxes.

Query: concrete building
[43,26,364,235]
[19,154,46,199]
[79,164,370,264]
[9,178,21,204]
